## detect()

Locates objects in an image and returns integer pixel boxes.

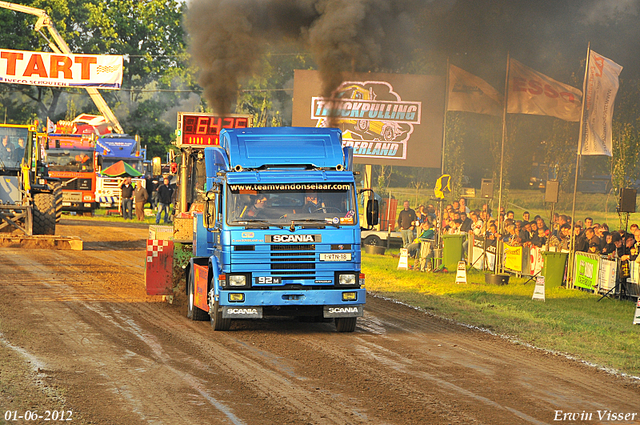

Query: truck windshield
[226,183,357,227]
[0,128,28,169]
[47,149,94,172]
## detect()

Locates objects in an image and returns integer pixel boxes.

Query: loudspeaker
[620,188,637,213]
[544,180,560,203]
[480,179,493,199]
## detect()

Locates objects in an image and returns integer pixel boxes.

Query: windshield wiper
[236,219,283,229]
[289,219,340,229]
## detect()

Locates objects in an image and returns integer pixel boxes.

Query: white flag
[447,65,502,116]
[507,58,582,122]
[581,51,623,156]
[46,117,55,133]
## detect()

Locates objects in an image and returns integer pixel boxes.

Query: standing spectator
[460,211,472,232]
[584,217,593,229]
[426,204,437,221]
[522,211,531,222]
[481,203,492,218]
[397,200,417,247]
[469,211,484,236]
[119,176,134,220]
[156,177,174,224]
[459,197,470,214]
[416,205,428,224]
[134,182,149,221]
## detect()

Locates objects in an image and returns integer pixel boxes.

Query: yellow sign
[503,244,522,272]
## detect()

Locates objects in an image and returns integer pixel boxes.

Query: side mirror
[203,190,217,229]
[366,199,379,227]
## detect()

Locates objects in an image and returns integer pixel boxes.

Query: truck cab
[187,127,375,332]
[95,134,147,207]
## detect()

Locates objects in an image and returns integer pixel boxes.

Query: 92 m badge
[255,276,282,284]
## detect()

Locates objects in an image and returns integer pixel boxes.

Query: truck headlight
[338,273,356,285]
[228,275,247,287]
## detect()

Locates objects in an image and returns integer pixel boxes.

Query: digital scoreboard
[176,113,251,147]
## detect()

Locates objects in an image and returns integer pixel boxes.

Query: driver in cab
[241,194,268,218]
[302,192,324,213]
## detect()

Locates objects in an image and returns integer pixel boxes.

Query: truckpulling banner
[292,70,444,168]
[0,48,123,89]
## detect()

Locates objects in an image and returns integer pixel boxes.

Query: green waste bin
[442,234,465,270]
[541,251,568,287]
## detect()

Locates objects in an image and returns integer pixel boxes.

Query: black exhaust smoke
[186,0,420,119]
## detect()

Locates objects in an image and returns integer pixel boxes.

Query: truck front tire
[210,301,231,331]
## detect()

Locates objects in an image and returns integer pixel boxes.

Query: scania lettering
[184,127,378,332]
[270,234,318,243]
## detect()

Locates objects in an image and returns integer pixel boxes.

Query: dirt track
[1,219,639,425]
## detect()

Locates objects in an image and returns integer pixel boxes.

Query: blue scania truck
[185,127,377,332]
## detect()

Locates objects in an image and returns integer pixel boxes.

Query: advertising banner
[529,245,544,276]
[574,252,600,290]
[470,236,496,271]
[292,69,444,168]
[0,48,123,89]
[508,58,582,122]
[503,243,523,273]
[448,65,502,117]
[581,51,623,156]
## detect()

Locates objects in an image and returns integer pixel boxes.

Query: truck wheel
[335,317,357,332]
[210,300,231,331]
[32,193,56,235]
[51,182,62,223]
[187,271,209,321]
[363,235,382,246]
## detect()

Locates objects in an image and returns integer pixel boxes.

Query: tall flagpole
[437,58,450,252]
[568,42,591,289]
[495,52,510,273]
[441,57,450,175]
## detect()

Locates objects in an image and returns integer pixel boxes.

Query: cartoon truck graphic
[336,85,404,142]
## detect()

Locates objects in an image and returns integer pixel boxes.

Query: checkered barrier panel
[145,239,174,296]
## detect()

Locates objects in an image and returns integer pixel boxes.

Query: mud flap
[193,264,209,311]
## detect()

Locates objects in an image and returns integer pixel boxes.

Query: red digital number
[209,117,223,136]
[196,117,209,134]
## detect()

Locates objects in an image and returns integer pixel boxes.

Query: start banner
[0,48,123,89]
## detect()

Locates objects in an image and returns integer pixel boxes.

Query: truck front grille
[269,244,316,279]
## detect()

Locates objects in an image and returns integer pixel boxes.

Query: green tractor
[0,123,58,236]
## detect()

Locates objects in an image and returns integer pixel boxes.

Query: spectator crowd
[397,198,638,263]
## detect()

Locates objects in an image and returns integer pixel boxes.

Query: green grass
[363,251,640,377]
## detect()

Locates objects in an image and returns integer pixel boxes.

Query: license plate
[320,253,352,261]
